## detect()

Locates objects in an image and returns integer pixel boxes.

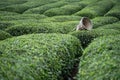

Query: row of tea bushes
[2,16,119,37]
[39,15,81,22]
[111,0,120,3]
[62,0,99,8]
[74,0,114,18]
[5,21,79,36]
[44,4,84,17]
[77,35,120,80]
[0,15,80,22]
[77,0,99,5]
[1,16,119,27]
[0,14,48,30]
[0,33,82,80]
[98,21,120,30]
[62,0,81,2]
[69,29,120,48]
[2,16,119,34]
[0,0,59,13]
[25,0,100,16]
[0,0,27,9]
[0,30,12,40]
[92,16,119,28]
[43,0,98,17]
[0,14,47,21]
[1,13,119,34]
[24,1,68,14]
[0,11,19,16]
[105,3,120,19]
[0,21,13,30]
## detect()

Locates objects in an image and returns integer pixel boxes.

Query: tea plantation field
[0,0,120,80]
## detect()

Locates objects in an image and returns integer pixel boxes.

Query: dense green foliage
[0,0,120,79]
[98,21,120,30]
[0,30,12,40]
[92,16,119,28]
[0,0,27,9]
[0,33,82,80]
[39,16,81,22]
[43,0,101,17]
[0,21,13,30]
[0,11,18,16]
[77,35,120,80]
[0,14,47,21]
[5,21,79,36]
[105,3,120,19]
[74,0,114,18]
[69,29,120,48]
[24,1,68,14]
[44,4,84,16]
[0,0,59,13]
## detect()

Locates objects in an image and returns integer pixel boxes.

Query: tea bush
[105,3,120,19]
[44,4,84,16]
[78,0,99,5]
[5,21,79,36]
[0,21,13,30]
[0,30,12,40]
[0,14,47,21]
[62,0,80,2]
[0,4,29,14]
[0,0,27,9]
[74,0,114,18]
[24,1,68,14]
[92,16,119,28]
[39,15,81,22]
[69,29,120,48]
[98,21,120,30]
[0,11,18,16]
[0,33,82,80]
[77,35,120,80]
[0,0,120,79]
[0,0,59,13]
[111,0,120,3]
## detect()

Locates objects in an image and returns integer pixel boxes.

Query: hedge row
[98,21,120,30]
[0,30,12,40]
[24,1,68,14]
[62,0,80,2]
[92,16,119,28]
[77,0,99,5]
[5,21,79,36]
[39,15,81,22]
[0,11,18,16]
[0,0,59,13]
[105,3,120,19]
[1,15,80,31]
[0,14,47,21]
[0,0,27,9]
[74,0,114,18]
[44,3,84,16]
[32,0,101,16]
[77,35,120,80]
[0,21,13,30]
[69,29,120,48]
[111,0,120,3]
[0,33,82,80]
